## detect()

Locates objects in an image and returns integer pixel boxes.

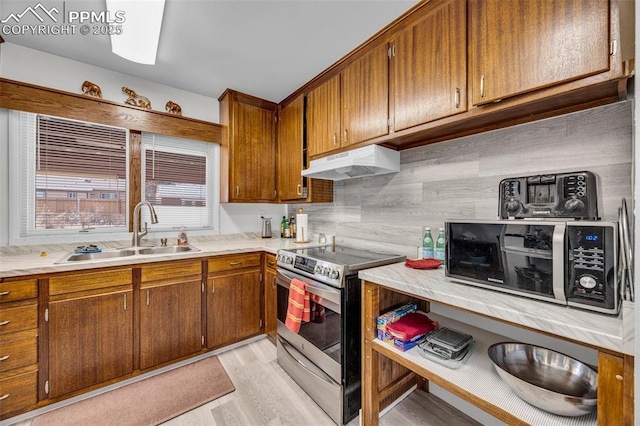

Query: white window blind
[141,133,217,231]
[10,111,129,238]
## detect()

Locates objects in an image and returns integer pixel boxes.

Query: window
[141,133,218,231]
[10,111,128,239]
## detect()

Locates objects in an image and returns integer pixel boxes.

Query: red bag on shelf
[386,313,438,342]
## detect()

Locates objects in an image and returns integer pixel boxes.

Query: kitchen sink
[55,245,200,263]
[136,245,199,255]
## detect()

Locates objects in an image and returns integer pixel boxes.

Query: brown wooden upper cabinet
[469,0,610,106]
[307,42,390,158]
[390,0,467,132]
[277,95,334,203]
[277,95,306,200]
[219,89,277,202]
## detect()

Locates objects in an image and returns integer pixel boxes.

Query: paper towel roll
[296,213,308,242]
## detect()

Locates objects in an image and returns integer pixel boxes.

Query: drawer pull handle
[0,394,9,400]
[0,355,9,361]
[0,321,9,326]
[229,261,243,266]
[480,74,486,98]
[267,260,275,266]
[0,291,10,296]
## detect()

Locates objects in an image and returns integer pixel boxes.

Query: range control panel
[566,224,618,313]
[499,171,599,220]
[276,251,344,288]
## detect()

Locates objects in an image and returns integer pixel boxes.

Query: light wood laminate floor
[162,337,480,426]
[10,336,481,426]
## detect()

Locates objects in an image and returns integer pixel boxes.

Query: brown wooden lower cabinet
[139,261,203,370]
[2,253,275,420]
[0,367,38,416]
[207,253,263,349]
[48,287,134,399]
[361,280,634,426]
[263,253,277,344]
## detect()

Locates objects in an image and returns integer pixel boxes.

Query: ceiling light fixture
[106,0,166,65]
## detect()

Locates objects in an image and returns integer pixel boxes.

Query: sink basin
[55,245,200,263]
[56,249,137,263]
[137,245,199,255]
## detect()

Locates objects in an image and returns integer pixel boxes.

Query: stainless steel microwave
[445,220,619,315]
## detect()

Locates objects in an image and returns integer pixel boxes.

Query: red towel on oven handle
[285,278,310,333]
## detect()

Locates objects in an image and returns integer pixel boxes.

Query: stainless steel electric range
[276,245,405,425]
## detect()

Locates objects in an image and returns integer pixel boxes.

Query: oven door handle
[277,269,342,304]
[277,336,337,386]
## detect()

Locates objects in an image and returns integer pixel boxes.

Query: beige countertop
[0,234,322,278]
[359,263,635,356]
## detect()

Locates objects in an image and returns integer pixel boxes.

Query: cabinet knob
[344,129,348,145]
[480,74,486,98]
[0,320,9,326]
[333,133,337,146]
[236,186,240,197]
[616,374,624,381]
[0,393,9,401]
[0,355,9,361]
[296,184,302,196]
[0,291,10,296]
[455,88,461,109]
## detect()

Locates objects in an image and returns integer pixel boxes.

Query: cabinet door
[341,42,389,147]
[307,74,341,157]
[277,95,305,200]
[469,0,610,105]
[139,280,202,370]
[263,257,277,344]
[48,290,133,398]
[207,270,262,349]
[232,102,277,201]
[393,0,467,131]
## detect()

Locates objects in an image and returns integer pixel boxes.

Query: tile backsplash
[293,101,633,258]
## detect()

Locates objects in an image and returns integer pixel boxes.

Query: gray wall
[293,100,633,258]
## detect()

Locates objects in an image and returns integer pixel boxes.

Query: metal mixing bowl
[488,342,597,417]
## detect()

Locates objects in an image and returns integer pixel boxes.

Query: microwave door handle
[553,223,567,303]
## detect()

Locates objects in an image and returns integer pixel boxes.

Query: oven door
[276,268,342,383]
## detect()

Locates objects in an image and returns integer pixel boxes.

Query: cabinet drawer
[0,369,37,416]
[141,260,202,284]
[50,268,133,295]
[0,329,37,373]
[265,253,277,270]
[0,303,37,335]
[208,253,261,273]
[0,279,38,304]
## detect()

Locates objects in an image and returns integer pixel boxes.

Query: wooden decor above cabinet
[219,89,277,203]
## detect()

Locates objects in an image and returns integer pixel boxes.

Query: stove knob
[286,256,294,264]
[329,269,340,279]
[276,254,282,262]
[314,265,323,274]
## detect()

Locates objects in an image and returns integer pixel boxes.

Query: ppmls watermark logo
[2,2,125,36]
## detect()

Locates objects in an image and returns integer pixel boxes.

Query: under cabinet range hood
[302,145,400,181]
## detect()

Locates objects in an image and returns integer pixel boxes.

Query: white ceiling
[1,0,418,102]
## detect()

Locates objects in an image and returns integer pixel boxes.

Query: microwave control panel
[566,224,618,313]
[499,171,599,220]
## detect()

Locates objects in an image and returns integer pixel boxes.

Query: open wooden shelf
[370,312,597,426]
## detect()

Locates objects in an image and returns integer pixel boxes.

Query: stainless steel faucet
[132,201,158,247]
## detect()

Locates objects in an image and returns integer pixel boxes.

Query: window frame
[9,111,132,244]
[140,132,219,233]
